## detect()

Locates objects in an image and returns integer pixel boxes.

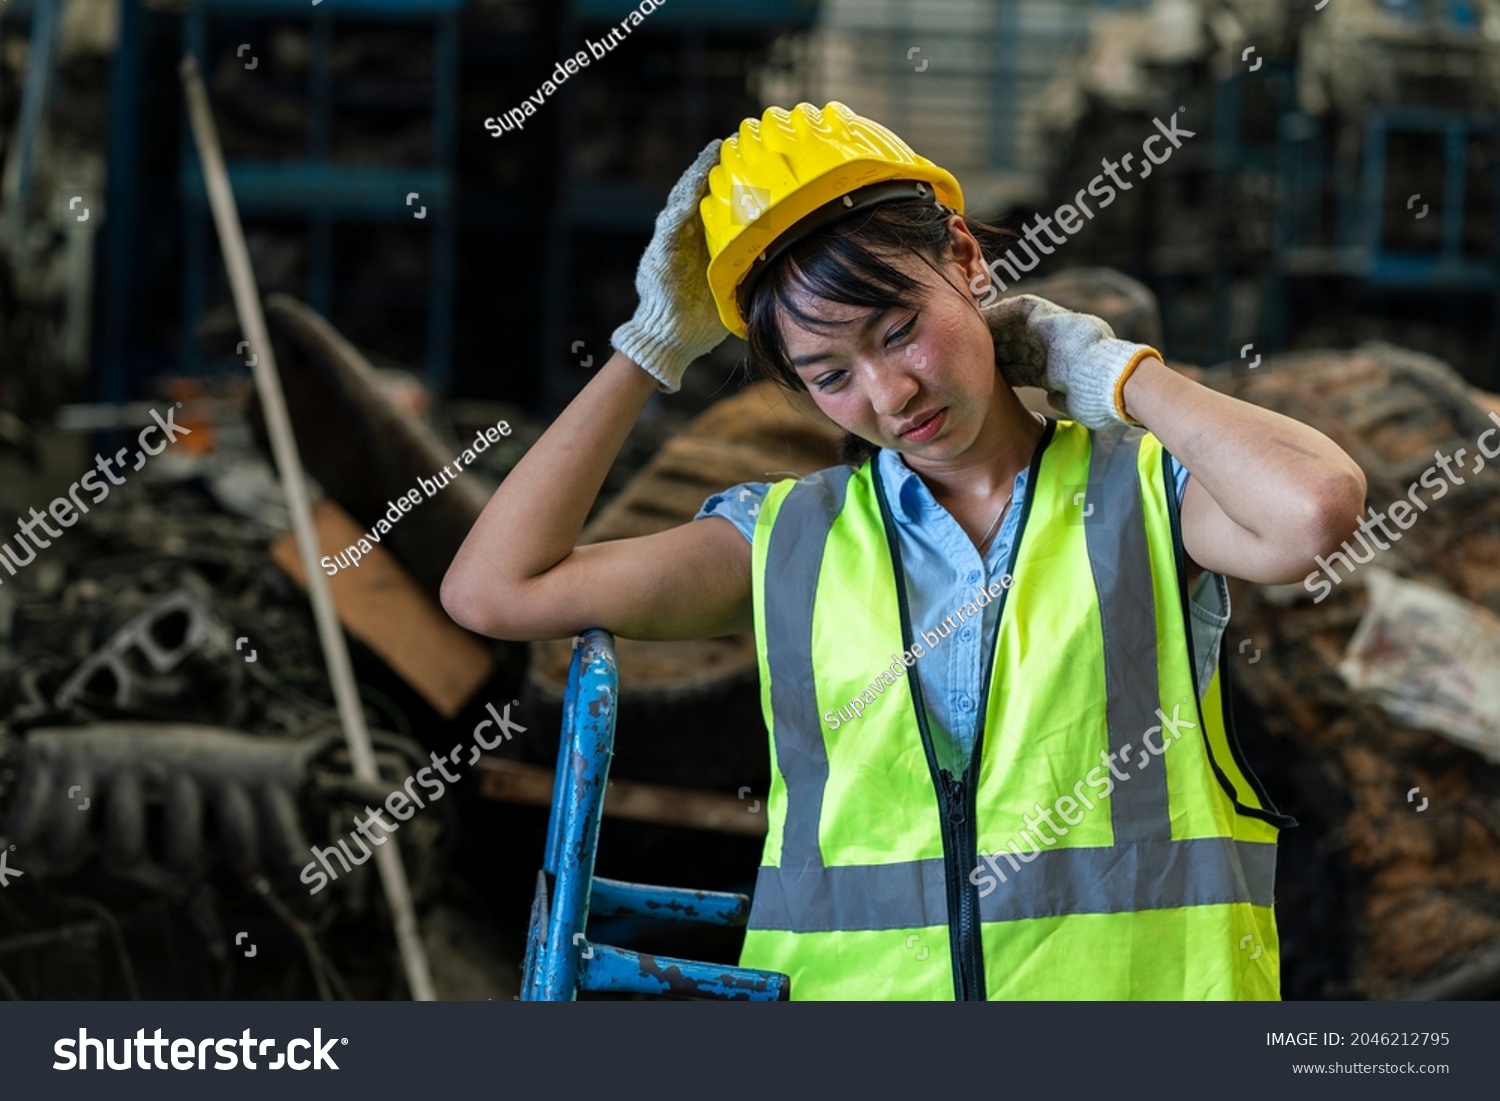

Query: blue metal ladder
[521,629,789,1000]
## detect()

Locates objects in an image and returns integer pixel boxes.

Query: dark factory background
[2,0,1499,1003]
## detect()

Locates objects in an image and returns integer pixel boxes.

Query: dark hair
[742,199,1012,465]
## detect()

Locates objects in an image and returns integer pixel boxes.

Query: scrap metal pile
[0,479,465,998]
[1216,343,1500,999]
[0,368,511,1000]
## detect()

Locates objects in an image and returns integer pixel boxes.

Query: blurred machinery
[1025,0,1500,375]
[0,489,460,999]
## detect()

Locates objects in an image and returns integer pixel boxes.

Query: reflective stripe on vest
[750,836,1275,930]
[742,420,1287,1000]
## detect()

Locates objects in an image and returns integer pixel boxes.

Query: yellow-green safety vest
[740,418,1293,1000]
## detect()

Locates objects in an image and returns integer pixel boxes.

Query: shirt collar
[875,447,932,524]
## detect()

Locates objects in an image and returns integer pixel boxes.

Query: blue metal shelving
[177,0,462,391]
[1267,104,1500,358]
[539,0,822,409]
[573,0,817,24]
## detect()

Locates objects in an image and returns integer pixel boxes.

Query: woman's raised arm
[981,293,1365,583]
[439,352,751,642]
[1121,356,1366,584]
[441,141,752,642]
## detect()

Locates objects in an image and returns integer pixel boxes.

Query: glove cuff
[1068,342,1161,429]
[1112,345,1160,425]
[610,318,691,393]
[611,302,728,395]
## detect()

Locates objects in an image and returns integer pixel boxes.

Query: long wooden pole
[178,53,435,1000]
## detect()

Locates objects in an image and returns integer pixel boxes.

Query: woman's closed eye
[808,313,917,390]
[885,314,917,346]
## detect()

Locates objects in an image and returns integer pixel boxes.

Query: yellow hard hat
[701,101,964,338]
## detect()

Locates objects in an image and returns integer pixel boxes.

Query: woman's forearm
[441,352,659,622]
[1121,356,1366,568]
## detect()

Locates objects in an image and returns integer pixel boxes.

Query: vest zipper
[938,768,984,1000]
[869,421,1055,1002]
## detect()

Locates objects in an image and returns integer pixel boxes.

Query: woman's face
[780,219,998,462]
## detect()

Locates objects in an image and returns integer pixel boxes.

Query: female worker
[442,103,1366,1000]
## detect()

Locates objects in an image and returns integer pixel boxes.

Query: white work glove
[610,141,730,392]
[984,294,1161,429]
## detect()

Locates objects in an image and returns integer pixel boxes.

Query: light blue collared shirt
[695,417,1230,776]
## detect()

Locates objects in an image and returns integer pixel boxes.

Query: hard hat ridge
[701,101,963,338]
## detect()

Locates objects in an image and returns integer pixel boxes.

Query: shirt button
[960,628,973,641]
[967,570,980,584]
[959,695,975,712]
